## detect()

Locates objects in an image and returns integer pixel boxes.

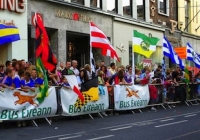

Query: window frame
[157,0,169,16]
[90,0,102,9]
[122,0,132,16]
[136,0,145,20]
[107,0,118,13]
[71,0,84,5]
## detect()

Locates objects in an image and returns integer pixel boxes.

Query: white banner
[60,87,109,116]
[0,87,57,120]
[114,85,150,110]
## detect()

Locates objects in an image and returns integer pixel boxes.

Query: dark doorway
[67,32,90,69]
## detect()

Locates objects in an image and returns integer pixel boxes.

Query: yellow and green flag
[133,30,159,58]
[36,57,49,103]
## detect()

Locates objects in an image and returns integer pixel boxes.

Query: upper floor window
[107,0,118,13]
[71,0,84,5]
[137,0,145,20]
[90,0,102,8]
[123,0,132,16]
[158,0,169,16]
[185,0,190,32]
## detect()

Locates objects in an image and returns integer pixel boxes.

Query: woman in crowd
[84,64,92,80]
[99,65,111,79]
[124,65,134,84]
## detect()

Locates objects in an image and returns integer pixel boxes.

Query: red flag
[35,13,57,71]
[90,22,120,62]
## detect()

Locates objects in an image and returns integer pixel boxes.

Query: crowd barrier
[0,81,199,126]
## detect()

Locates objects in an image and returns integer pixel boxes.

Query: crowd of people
[1,59,200,123]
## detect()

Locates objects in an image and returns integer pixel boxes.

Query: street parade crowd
[0,58,200,126]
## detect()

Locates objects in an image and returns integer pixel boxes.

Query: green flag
[36,57,49,103]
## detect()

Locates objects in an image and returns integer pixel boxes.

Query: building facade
[28,0,113,66]
[0,0,28,62]
[112,0,164,67]
[178,0,200,72]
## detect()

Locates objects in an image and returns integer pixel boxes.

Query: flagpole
[132,31,135,84]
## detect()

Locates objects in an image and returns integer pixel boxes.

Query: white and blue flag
[163,37,185,70]
[186,43,200,68]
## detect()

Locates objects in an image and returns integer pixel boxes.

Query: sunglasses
[0,66,4,68]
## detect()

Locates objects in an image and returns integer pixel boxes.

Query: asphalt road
[1,105,200,140]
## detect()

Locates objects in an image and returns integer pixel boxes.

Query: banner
[114,85,150,110]
[143,59,152,68]
[0,87,57,120]
[60,87,109,116]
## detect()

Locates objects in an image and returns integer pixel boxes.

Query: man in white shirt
[70,60,79,76]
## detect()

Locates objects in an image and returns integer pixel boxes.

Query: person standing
[70,60,79,76]
[62,61,74,75]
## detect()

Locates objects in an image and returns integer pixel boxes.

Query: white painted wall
[113,21,164,66]
[0,0,28,61]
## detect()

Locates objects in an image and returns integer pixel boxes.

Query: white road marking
[34,110,200,140]
[155,120,188,128]
[87,135,114,140]
[160,118,174,122]
[33,132,85,140]
[110,126,132,131]
[58,135,82,140]
[184,114,197,118]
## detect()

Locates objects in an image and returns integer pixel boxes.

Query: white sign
[60,87,109,116]
[0,87,57,120]
[114,85,150,110]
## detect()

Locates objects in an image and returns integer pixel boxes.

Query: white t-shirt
[70,67,79,76]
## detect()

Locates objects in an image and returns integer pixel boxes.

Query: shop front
[28,0,113,67]
[113,18,164,67]
[0,0,28,62]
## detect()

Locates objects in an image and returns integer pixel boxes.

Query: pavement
[1,105,200,140]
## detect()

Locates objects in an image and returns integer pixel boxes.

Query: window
[71,0,84,5]
[185,0,190,32]
[136,0,145,20]
[90,0,102,8]
[107,0,117,13]
[158,0,169,16]
[123,0,132,16]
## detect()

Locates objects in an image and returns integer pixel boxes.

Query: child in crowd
[98,70,104,84]
[61,76,71,89]
[1,69,14,90]
[21,72,35,92]
[31,69,44,87]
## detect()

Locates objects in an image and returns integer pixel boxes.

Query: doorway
[67,32,90,69]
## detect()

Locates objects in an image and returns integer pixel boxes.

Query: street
[1,105,200,140]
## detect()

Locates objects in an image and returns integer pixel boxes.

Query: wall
[178,0,200,35]
[113,20,164,66]
[28,0,113,63]
[150,0,177,27]
[0,0,28,61]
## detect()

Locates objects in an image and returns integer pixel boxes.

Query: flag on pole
[65,75,84,103]
[0,24,20,45]
[133,30,159,58]
[186,43,200,68]
[36,57,49,103]
[90,22,120,62]
[35,13,57,71]
[163,37,185,70]
[90,51,95,73]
